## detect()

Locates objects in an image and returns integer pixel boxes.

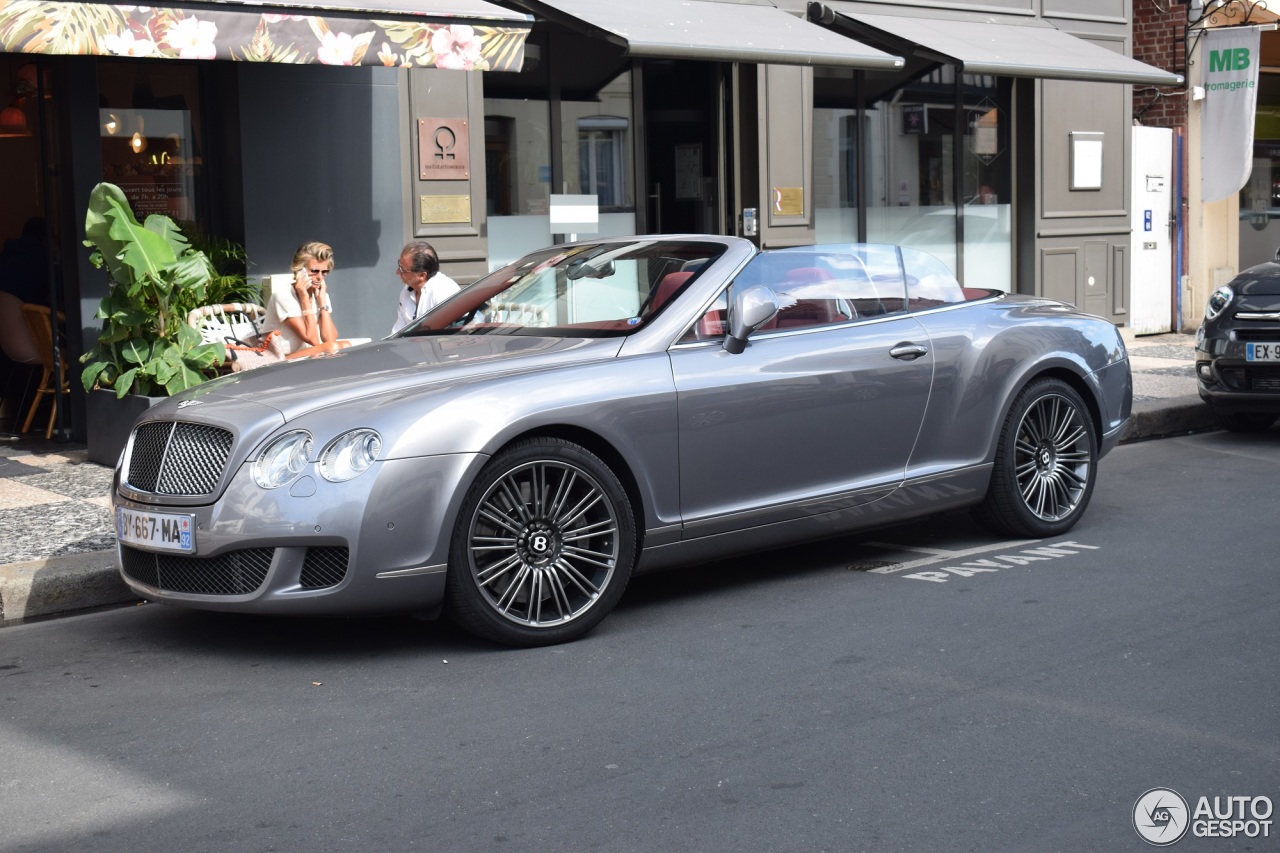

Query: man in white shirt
[391,241,461,333]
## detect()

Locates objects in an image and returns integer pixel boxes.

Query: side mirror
[724,284,779,354]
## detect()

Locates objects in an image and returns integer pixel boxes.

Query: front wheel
[975,378,1098,538]
[445,437,637,647]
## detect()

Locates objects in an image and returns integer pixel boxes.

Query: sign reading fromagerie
[418,118,471,181]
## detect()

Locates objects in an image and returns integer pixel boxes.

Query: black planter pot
[86,389,161,466]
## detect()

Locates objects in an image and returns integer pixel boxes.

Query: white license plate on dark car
[1246,342,1280,361]
[116,508,195,552]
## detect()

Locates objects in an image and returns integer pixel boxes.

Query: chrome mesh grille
[299,547,350,589]
[121,546,273,595]
[126,421,234,496]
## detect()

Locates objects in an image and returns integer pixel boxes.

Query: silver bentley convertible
[112,236,1132,646]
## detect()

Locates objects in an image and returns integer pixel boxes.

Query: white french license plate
[116,508,195,553]
[1246,342,1280,362]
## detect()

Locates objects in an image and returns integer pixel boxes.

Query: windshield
[397,239,725,338]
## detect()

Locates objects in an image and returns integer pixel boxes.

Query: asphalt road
[2,430,1278,852]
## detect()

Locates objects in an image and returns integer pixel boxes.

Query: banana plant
[79,182,227,397]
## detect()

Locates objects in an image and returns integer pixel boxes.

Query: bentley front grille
[299,547,351,589]
[126,421,234,496]
[121,546,273,595]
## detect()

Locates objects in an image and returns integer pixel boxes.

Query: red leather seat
[760,266,847,330]
[646,271,693,315]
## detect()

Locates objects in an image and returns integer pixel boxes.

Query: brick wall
[1132,0,1188,128]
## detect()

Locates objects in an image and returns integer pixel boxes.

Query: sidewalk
[0,330,1211,625]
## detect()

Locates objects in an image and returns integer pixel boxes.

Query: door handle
[889,342,928,360]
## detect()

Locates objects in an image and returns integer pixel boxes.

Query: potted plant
[79,182,253,463]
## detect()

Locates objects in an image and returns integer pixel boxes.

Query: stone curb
[1122,395,1217,442]
[0,550,137,625]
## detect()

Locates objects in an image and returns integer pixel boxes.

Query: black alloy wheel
[976,378,1098,538]
[446,437,637,647]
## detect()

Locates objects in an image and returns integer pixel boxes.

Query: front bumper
[1196,333,1280,412]
[114,452,486,615]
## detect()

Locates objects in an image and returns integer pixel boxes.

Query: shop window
[485,51,635,270]
[98,61,205,222]
[1239,75,1280,270]
[960,74,1012,293]
[865,65,958,275]
[811,65,1013,291]
[577,116,628,209]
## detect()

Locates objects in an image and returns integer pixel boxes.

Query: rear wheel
[445,437,636,647]
[1210,408,1277,433]
[975,378,1098,538]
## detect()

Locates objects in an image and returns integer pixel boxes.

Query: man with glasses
[391,240,461,334]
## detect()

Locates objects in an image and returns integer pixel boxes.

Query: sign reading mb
[1208,47,1252,72]
[1201,26,1261,204]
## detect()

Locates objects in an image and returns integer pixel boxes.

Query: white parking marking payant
[858,538,1040,574]
[895,541,1101,582]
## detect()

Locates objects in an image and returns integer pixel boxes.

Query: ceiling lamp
[0,101,30,138]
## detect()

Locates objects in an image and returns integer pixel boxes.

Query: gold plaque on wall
[772,187,804,217]
[420,194,471,224]
[418,118,470,180]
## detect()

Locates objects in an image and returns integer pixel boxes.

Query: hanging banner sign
[1201,26,1261,203]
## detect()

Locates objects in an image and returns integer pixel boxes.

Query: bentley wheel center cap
[519,521,559,565]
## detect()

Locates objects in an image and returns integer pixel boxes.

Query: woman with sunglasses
[263,241,351,358]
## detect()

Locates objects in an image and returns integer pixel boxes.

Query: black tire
[974,378,1098,538]
[1210,408,1277,433]
[445,437,637,647]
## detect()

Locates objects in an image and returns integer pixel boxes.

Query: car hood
[1233,263,1280,296]
[168,335,624,422]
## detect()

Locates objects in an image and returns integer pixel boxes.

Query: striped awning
[0,0,532,71]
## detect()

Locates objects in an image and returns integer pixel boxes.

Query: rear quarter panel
[906,297,1129,478]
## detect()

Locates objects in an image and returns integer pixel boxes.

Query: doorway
[642,60,724,235]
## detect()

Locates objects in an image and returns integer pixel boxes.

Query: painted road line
[856,539,1041,574]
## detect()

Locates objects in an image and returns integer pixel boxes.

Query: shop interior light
[0,101,30,138]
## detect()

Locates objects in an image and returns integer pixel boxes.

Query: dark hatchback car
[1197,256,1280,431]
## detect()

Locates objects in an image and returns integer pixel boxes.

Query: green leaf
[80,360,109,392]
[163,363,207,395]
[120,338,152,365]
[115,368,139,398]
[175,319,203,349]
[144,214,191,255]
[186,342,226,369]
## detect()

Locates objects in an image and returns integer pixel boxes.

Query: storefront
[0,0,1175,447]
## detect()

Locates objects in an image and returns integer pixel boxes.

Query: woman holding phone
[263,241,351,358]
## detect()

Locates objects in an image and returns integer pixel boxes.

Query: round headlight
[318,429,382,482]
[1206,285,1234,320]
[253,430,313,489]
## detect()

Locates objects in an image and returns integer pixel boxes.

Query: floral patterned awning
[0,0,531,71]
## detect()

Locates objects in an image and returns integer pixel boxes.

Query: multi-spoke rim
[467,459,620,628]
[1012,393,1092,522]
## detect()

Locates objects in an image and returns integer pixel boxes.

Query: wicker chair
[20,303,69,440]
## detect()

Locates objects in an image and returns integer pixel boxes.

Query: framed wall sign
[1070,131,1104,191]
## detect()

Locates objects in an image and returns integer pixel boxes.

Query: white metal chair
[486,301,551,326]
[187,302,268,346]
[187,303,270,373]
